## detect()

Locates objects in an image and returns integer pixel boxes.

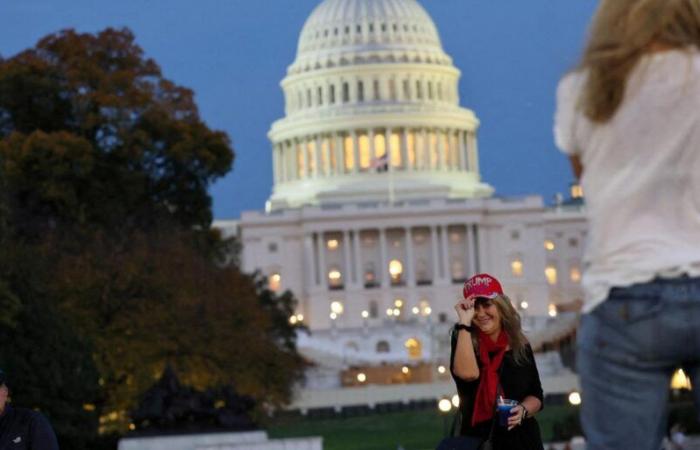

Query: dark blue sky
[1,0,598,220]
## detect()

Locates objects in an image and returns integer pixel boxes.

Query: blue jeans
[577,275,700,450]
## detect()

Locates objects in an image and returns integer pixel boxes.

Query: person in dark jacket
[0,370,59,450]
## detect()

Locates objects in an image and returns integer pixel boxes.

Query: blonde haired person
[450,273,544,450]
[555,1,700,449]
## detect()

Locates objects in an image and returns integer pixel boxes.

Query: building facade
[223,0,587,387]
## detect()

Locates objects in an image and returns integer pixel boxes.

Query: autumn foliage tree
[0,28,305,446]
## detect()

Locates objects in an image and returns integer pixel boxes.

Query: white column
[423,128,430,170]
[315,135,323,178]
[401,129,410,171]
[436,130,445,171]
[468,132,480,175]
[316,231,326,288]
[466,224,476,277]
[352,130,360,174]
[303,234,316,287]
[272,144,280,184]
[459,131,468,172]
[430,226,440,282]
[302,137,310,179]
[353,230,362,287]
[335,133,344,175]
[379,228,389,287]
[287,141,296,180]
[343,230,353,287]
[405,227,415,287]
[440,225,450,282]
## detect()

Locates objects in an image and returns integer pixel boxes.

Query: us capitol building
[217,0,586,396]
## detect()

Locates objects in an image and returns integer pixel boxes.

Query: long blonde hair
[472,295,530,366]
[579,0,700,122]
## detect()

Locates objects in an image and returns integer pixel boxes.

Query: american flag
[370,153,389,172]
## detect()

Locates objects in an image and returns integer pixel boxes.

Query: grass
[268,405,580,450]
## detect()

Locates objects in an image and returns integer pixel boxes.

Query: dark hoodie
[0,405,59,450]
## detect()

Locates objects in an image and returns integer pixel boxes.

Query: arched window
[357,80,364,102]
[376,341,390,353]
[317,86,323,106]
[342,82,350,103]
[329,84,336,104]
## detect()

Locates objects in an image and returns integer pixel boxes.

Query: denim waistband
[607,274,700,303]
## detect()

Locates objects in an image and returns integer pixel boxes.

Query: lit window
[511,259,523,277]
[327,239,339,250]
[570,266,581,283]
[269,273,281,292]
[544,240,555,251]
[451,260,465,281]
[545,266,558,285]
[389,259,403,283]
[328,269,343,287]
[571,183,584,199]
[405,338,422,359]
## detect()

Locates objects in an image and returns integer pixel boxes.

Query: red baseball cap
[463,273,504,299]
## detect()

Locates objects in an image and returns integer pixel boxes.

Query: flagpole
[388,154,395,205]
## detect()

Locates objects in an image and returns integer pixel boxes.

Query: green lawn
[268,405,579,450]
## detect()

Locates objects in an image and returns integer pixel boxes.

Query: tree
[0,27,305,441]
[0,27,233,235]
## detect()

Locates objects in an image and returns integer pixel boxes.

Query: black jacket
[0,406,59,450]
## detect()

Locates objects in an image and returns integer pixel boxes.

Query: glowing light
[437,365,446,374]
[296,314,304,322]
[393,308,401,316]
[452,394,460,408]
[330,312,337,320]
[548,303,558,318]
[269,273,281,291]
[402,366,410,374]
[568,391,582,406]
[328,270,342,281]
[545,266,558,285]
[386,308,394,316]
[289,315,298,325]
[438,398,452,413]
[389,259,403,279]
[412,306,420,315]
[570,267,581,283]
[361,310,369,319]
[511,260,523,277]
[671,368,693,390]
[327,239,339,250]
[423,306,432,316]
[520,301,529,310]
[394,299,404,308]
[330,301,344,315]
[357,373,367,383]
[544,240,555,251]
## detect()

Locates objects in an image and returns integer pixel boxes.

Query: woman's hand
[507,404,527,430]
[454,295,475,325]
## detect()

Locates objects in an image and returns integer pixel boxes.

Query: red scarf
[471,329,509,426]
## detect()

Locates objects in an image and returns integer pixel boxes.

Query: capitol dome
[267,0,493,210]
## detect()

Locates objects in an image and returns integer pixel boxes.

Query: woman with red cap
[449,273,544,450]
